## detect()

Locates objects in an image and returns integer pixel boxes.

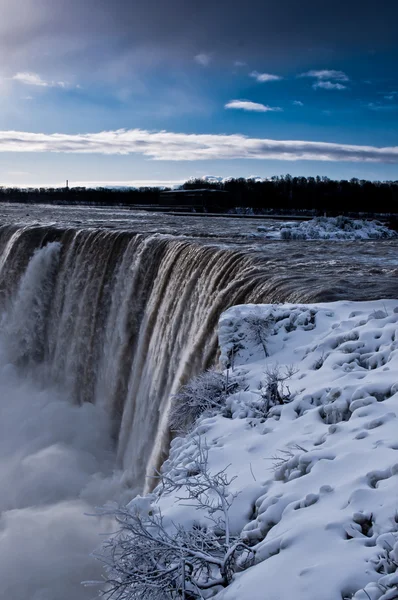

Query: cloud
[69,179,187,188]
[293,100,304,106]
[300,69,349,91]
[234,61,247,67]
[0,128,397,163]
[12,72,68,88]
[313,81,347,90]
[194,53,212,66]
[300,69,349,81]
[225,100,283,112]
[368,102,398,111]
[250,71,282,82]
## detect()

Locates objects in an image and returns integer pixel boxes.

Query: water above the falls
[0,203,396,599]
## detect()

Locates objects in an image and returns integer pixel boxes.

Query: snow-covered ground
[112,299,398,599]
[256,216,397,240]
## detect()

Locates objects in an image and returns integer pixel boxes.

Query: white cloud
[12,72,69,88]
[0,128,396,163]
[234,61,247,67]
[225,100,283,112]
[368,102,398,111]
[69,179,186,188]
[300,69,349,82]
[313,81,346,90]
[250,71,282,82]
[194,53,212,66]
[300,69,349,91]
[293,100,304,106]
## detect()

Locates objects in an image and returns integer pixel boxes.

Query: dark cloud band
[1,0,397,76]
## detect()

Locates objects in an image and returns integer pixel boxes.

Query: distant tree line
[0,175,397,216]
[0,186,161,207]
[181,176,398,215]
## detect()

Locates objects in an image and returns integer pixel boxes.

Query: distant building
[159,189,229,211]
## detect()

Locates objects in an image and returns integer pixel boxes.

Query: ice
[256,216,398,240]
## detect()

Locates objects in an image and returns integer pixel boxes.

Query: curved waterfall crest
[0,223,396,491]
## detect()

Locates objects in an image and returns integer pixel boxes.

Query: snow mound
[161,300,398,599]
[278,216,397,240]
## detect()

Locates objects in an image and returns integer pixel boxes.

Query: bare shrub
[94,439,254,599]
[256,365,297,417]
[244,313,274,359]
[169,371,239,432]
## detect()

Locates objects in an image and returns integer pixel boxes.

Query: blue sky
[0,0,397,186]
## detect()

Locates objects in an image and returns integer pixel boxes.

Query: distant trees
[181,176,398,215]
[0,185,162,207]
[0,175,397,215]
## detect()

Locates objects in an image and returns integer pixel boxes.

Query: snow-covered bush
[244,313,274,359]
[169,370,240,432]
[95,440,254,599]
[256,365,296,416]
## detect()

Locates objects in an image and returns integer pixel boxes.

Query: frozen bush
[95,440,254,599]
[169,370,239,432]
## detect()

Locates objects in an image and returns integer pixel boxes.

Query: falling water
[0,224,397,488]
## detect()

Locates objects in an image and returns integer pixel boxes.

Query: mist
[0,243,131,600]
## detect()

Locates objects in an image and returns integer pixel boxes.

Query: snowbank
[159,300,398,599]
[278,216,397,240]
[104,300,398,599]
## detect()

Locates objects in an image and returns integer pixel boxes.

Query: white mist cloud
[12,72,69,88]
[300,69,349,81]
[299,69,349,90]
[225,100,282,112]
[194,53,212,66]
[249,71,282,82]
[0,128,397,163]
[313,81,346,90]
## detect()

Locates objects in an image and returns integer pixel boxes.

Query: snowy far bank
[101,299,398,600]
[256,216,398,240]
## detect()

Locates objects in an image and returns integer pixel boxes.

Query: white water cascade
[0,222,395,599]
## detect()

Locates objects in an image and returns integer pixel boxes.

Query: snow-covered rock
[278,216,397,240]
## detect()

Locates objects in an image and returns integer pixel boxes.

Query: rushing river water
[0,203,396,599]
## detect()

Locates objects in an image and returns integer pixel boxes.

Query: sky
[0,0,397,187]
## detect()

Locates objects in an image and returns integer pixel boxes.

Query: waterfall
[1,241,61,366]
[0,225,396,493]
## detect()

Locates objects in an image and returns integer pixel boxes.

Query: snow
[279,216,398,240]
[256,216,398,240]
[152,299,398,599]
